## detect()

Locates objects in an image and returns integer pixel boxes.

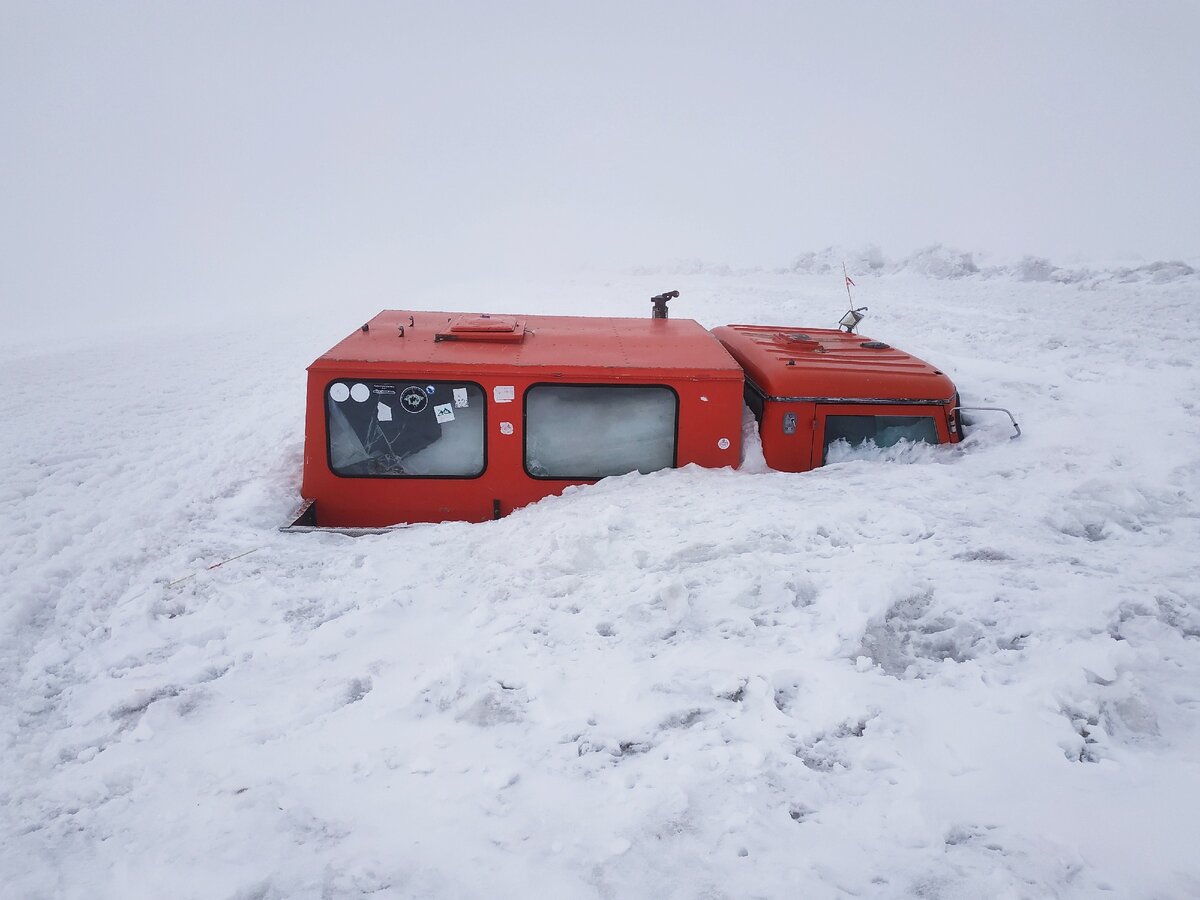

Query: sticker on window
[494,385,515,403]
[453,388,469,408]
[434,403,454,424]
[377,402,393,422]
[400,386,428,414]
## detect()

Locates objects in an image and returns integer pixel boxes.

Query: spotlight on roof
[839,306,868,333]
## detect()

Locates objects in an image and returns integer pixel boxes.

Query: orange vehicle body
[300,310,745,527]
[297,309,962,528]
[711,325,961,472]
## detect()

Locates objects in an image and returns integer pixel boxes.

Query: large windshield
[822,414,938,462]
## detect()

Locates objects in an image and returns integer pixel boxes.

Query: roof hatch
[435,314,526,343]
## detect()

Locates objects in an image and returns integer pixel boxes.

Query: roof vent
[861,341,890,350]
[779,331,821,351]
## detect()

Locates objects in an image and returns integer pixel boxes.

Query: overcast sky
[2,1,1198,331]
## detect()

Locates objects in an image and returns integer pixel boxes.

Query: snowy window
[822,414,939,462]
[326,380,485,477]
[524,385,677,479]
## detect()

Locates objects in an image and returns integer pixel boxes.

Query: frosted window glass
[525,385,676,479]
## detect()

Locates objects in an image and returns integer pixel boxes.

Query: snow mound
[768,245,1200,287]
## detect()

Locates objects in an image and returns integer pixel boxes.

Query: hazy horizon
[3,1,1198,333]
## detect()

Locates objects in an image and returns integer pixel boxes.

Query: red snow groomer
[288,292,1016,530]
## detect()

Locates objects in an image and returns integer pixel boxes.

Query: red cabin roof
[311,310,743,381]
[710,325,957,402]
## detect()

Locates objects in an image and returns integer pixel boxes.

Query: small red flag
[845,275,856,287]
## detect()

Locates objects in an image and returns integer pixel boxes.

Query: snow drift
[2,267,1199,899]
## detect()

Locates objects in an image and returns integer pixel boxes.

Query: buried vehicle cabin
[294,299,983,529]
[711,325,962,472]
[299,309,745,528]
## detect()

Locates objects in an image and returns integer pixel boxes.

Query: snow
[3,265,1200,899]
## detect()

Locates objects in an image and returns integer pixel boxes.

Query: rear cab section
[300,311,744,527]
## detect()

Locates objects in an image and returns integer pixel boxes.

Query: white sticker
[377,402,393,422]
[329,383,350,402]
[350,383,370,403]
[453,387,469,408]
[499,421,514,435]
[434,403,454,424]
[493,385,515,403]
[717,437,730,450]
[400,385,428,413]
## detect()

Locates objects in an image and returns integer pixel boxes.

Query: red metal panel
[758,401,816,472]
[320,311,741,376]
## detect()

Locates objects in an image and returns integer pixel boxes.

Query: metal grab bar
[954,406,1022,439]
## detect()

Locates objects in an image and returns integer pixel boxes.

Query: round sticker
[499,421,514,435]
[329,383,350,402]
[717,437,731,450]
[425,385,436,395]
[400,385,429,413]
[350,383,370,402]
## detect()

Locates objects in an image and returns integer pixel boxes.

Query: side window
[525,384,677,479]
[822,414,938,462]
[326,380,485,477]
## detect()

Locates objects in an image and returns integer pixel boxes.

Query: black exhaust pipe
[651,290,679,319]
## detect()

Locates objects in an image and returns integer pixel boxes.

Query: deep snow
[3,264,1200,899]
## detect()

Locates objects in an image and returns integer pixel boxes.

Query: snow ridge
[640,245,1200,288]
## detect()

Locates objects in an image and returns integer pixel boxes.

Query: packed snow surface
[3,267,1200,899]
